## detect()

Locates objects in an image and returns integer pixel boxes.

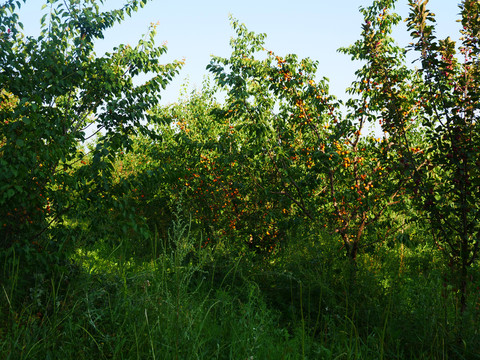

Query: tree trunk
[459,239,468,313]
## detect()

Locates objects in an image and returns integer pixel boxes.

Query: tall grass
[1,214,479,359]
[1,214,297,359]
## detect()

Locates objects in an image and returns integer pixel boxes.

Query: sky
[16,0,463,105]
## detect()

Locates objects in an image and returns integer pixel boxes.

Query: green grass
[1,216,479,359]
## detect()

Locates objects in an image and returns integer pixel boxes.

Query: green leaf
[5,188,14,199]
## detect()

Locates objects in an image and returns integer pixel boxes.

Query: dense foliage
[0,0,182,286]
[1,0,479,359]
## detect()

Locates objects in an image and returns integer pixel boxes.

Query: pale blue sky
[17,0,462,104]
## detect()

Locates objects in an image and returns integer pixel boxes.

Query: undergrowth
[1,214,479,359]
